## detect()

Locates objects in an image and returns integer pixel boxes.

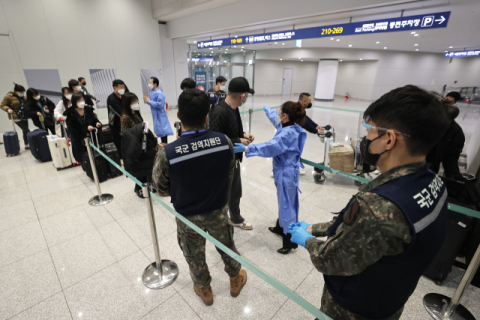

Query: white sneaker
[300,170,306,175]
[232,221,253,230]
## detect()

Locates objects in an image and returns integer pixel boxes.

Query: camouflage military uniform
[307,162,427,320]
[152,135,242,289]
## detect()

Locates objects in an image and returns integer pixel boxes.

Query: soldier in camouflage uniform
[152,89,247,306]
[290,85,450,320]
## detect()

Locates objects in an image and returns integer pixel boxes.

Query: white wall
[335,60,378,100]
[255,48,480,101]
[0,0,162,133]
[253,60,318,96]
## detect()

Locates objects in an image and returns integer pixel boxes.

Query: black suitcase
[423,199,475,284]
[4,117,20,156]
[82,129,108,182]
[104,143,122,178]
[101,125,113,145]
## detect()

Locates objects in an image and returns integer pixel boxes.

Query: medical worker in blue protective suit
[234,101,307,254]
[143,76,173,144]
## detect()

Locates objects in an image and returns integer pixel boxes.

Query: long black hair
[121,92,143,124]
[26,88,39,106]
[61,87,72,108]
[71,93,84,109]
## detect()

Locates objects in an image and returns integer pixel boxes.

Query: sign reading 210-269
[197,11,451,49]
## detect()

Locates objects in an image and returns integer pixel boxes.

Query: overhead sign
[197,11,450,49]
[445,50,480,58]
[188,57,214,62]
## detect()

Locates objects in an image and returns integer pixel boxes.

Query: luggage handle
[39,115,46,130]
[11,116,17,134]
[59,119,71,141]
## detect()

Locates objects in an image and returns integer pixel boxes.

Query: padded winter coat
[120,123,158,178]
[1,91,26,120]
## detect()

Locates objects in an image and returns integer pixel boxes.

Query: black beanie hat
[13,83,25,92]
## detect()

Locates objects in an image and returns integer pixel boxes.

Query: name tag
[210,94,215,97]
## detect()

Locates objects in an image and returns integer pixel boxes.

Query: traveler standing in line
[208,77,255,230]
[180,78,196,92]
[64,93,101,162]
[234,102,307,254]
[25,88,56,135]
[289,85,450,320]
[152,89,247,306]
[107,79,126,158]
[298,93,324,134]
[1,83,30,149]
[120,92,157,198]
[55,87,73,137]
[207,76,227,108]
[143,77,173,144]
[68,79,94,107]
[442,91,461,106]
[78,77,99,103]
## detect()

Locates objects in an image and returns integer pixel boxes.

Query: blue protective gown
[147,88,173,137]
[245,107,307,234]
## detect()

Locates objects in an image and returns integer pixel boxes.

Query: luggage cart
[352,112,379,186]
[313,125,335,185]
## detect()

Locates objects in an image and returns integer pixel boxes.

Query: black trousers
[14,120,30,145]
[271,219,297,249]
[135,176,148,191]
[109,124,122,158]
[160,136,168,144]
[228,161,244,224]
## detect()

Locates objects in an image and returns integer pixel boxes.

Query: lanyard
[181,129,206,136]
[215,94,222,106]
[225,99,238,126]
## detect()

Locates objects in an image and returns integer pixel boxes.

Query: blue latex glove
[290,227,315,248]
[289,223,299,232]
[289,221,310,232]
[263,106,268,112]
[234,143,246,153]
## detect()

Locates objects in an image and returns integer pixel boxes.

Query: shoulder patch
[343,200,360,225]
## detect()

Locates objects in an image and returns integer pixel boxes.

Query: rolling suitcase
[423,198,475,284]
[82,129,108,182]
[59,120,81,167]
[101,124,113,145]
[47,135,72,170]
[27,126,52,162]
[104,142,122,178]
[3,117,20,156]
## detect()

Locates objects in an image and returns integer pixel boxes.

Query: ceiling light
[336,39,340,41]
[445,51,448,52]
[411,31,416,34]
[330,38,334,40]
[235,35,238,38]
[301,60,303,61]
[194,51,196,52]
[339,60,342,61]
[415,49,419,51]
[209,48,213,50]
[414,34,419,37]
[359,58,363,60]
[376,41,380,44]
[414,44,418,46]
[234,46,236,48]
[274,42,277,44]
[226,49,228,50]
[280,59,283,60]
[241,46,244,48]
[348,44,352,47]
[194,41,197,43]
[282,43,285,45]
[449,46,453,48]
[384,47,387,49]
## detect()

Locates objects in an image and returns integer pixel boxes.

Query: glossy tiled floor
[1,94,479,320]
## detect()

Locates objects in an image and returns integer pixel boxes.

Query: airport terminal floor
[1,94,479,320]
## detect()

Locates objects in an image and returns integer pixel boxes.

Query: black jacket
[64,106,101,142]
[107,93,122,129]
[427,120,465,179]
[208,100,245,161]
[120,123,157,177]
[303,115,319,134]
[25,96,55,128]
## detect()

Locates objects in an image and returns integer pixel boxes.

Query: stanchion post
[248,108,253,134]
[84,137,113,206]
[423,243,480,320]
[142,182,179,289]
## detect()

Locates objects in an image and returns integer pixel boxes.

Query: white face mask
[117,89,125,95]
[277,114,282,124]
[17,93,24,97]
[148,84,154,90]
[76,85,82,91]
[131,103,140,111]
[220,85,226,91]
[33,95,41,101]
[65,94,72,100]
[77,102,85,109]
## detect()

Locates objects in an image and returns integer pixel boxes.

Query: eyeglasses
[362,121,410,137]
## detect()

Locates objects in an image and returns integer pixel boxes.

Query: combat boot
[194,284,213,306]
[230,269,247,297]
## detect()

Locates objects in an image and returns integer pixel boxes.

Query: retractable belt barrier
[239,105,480,220]
[88,142,332,320]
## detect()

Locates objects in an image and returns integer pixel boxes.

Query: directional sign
[197,11,451,49]
[445,50,480,58]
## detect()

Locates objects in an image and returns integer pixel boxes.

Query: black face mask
[306,102,312,109]
[82,82,86,86]
[363,133,388,166]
